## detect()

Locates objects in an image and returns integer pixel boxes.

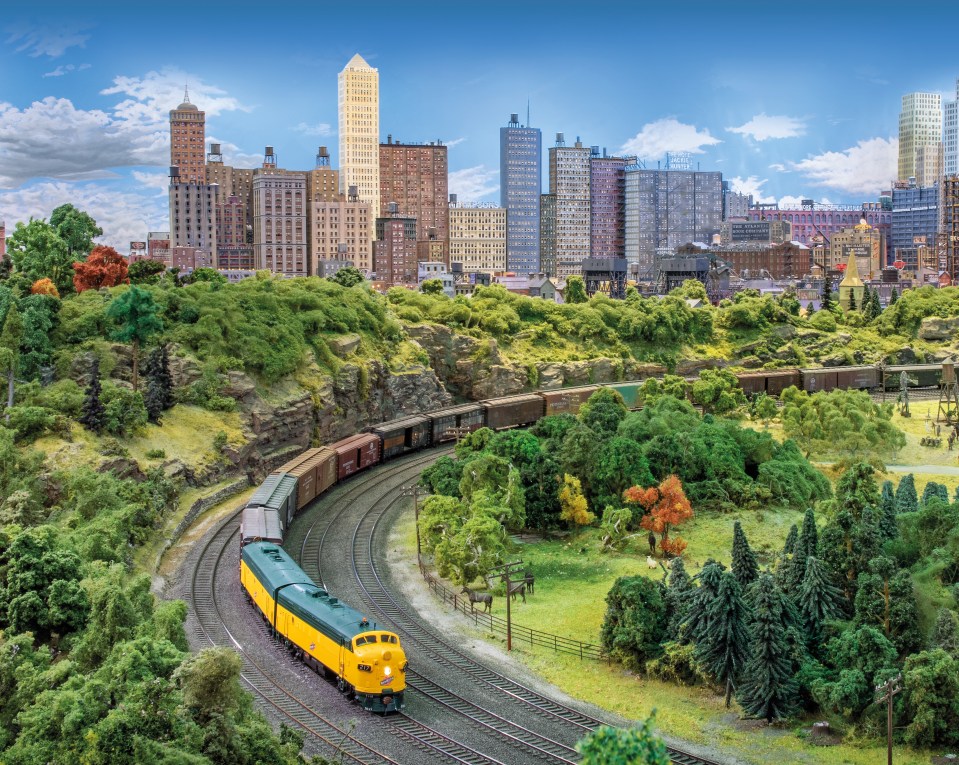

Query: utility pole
[401,484,426,566]
[875,673,902,765]
[487,560,524,651]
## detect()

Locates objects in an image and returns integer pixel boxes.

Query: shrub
[146,448,166,459]
[6,405,58,442]
[101,437,129,457]
[101,383,148,437]
[646,641,710,686]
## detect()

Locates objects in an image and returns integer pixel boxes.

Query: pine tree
[879,480,898,540]
[156,344,174,408]
[895,474,918,514]
[696,571,751,708]
[849,290,858,312]
[665,557,695,640]
[783,524,798,556]
[954,484,959,504]
[144,374,166,425]
[79,357,105,434]
[890,287,899,305]
[921,481,943,506]
[930,608,959,657]
[863,284,872,307]
[737,574,798,721]
[679,560,725,645]
[797,555,845,647]
[870,290,881,316]
[821,281,833,312]
[732,521,759,591]
[780,510,817,595]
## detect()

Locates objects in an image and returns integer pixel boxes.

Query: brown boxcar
[482,394,545,430]
[800,368,839,393]
[737,369,801,396]
[539,385,600,416]
[834,366,879,390]
[280,447,339,511]
[428,404,486,443]
[331,434,381,480]
[735,372,768,396]
[370,415,432,460]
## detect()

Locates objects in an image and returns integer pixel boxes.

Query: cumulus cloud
[293,122,333,137]
[0,180,168,249]
[727,176,775,204]
[207,135,262,169]
[727,113,806,141]
[0,69,249,188]
[5,21,91,58]
[768,163,787,172]
[43,62,91,78]
[449,165,498,203]
[791,137,897,196]
[620,118,721,159]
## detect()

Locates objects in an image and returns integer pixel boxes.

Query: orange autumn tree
[623,474,693,557]
[30,278,60,298]
[73,245,130,293]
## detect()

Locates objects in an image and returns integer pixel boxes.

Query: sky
[1,0,958,249]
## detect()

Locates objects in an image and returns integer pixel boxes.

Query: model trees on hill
[78,357,105,434]
[106,286,162,392]
[696,571,751,707]
[600,575,668,670]
[624,475,693,558]
[731,521,759,589]
[73,246,130,293]
[0,302,22,419]
[576,716,670,765]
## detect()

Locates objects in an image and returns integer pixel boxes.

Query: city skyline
[2,0,959,248]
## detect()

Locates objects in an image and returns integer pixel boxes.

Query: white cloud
[777,195,808,209]
[0,180,167,250]
[5,22,91,58]
[620,118,721,159]
[132,170,170,195]
[727,176,775,204]
[207,135,262,169]
[768,163,787,172]
[445,137,467,148]
[0,69,248,188]
[293,121,333,137]
[449,165,498,203]
[791,137,897,196]
[43,62,91,78]
[727,113,806,141]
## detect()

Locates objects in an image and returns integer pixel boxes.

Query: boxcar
[331,434,382,480]
[240,506,284,546]
[835,366,880,390]
[481,394,545,430]
[737,369,801,396]
[735,372,768,396]
[428,403,486,443]
[248,473,299,527]
[539,385,599,416]
[800,367,840,393]
[605,381,643,410]
[883,364,943,390]
[280,447,338,511]
[370,415,432,460]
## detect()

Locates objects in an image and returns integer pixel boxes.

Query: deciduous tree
[0,302,22,419]
[600,575,668,670]
[559,473,593,526]
[30,278,59,297]
[626,475,693,557]
[128,258,167,284]
[7,218,75,295]
[690,368,746,415]
[576,717,670,765]
[72,245,130,293]
[564,275,588,304]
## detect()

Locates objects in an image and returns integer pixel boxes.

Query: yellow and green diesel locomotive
[240,541,407,713]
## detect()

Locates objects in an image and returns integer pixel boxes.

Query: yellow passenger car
[241,541,407,713]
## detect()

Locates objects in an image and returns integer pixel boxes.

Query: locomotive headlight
[384,665,392,677]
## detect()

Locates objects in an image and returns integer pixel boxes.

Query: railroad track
[340,468,728,765]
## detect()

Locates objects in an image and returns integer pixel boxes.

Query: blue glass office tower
[500,114,541,274]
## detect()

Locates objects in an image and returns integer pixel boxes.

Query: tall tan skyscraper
[898,92,942,185]
[169,88,206,184]
[338,54,379,239]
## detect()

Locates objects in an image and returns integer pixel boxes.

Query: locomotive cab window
[381,634,397,644]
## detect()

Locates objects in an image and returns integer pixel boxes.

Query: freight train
[237,362,945,713]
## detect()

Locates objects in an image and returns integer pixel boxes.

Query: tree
[627,475,693,558]
[599,506,633,550]
[184,267,226,286]
[128,258,167,284]
[592,437,653,509]
[922,481,948,506]
[79,357,106,433]
[690,368,746,415]
[890,287,899,305]
[579,388,628,438]
[330,266,365,288]
[143,343,175,426]
[782,524,798,556]
[821,280,834,312]
[0,302,22,420]
[174,647,246,724]
[559,473,594,526]
[750,392,777,428]
[565,275,588,304]
[868,289,882,319]
[72,245,130,293]
[665,557,694,640]
[930,608,959,656]
[106,286,163,391]
[879,480,897,539]
[896,473,918,514]
[731,521,759,590]
[696,571,751,707]
[420,278,444,295]
[679,560,725,644]
[7,218,75,295]
[811,625,898,720]
[576,717,670,765]
[50,203,102,260]
[30,278,59,297]
[779,508,818,595]
[521,452,562,531]
[900,649,959,748]
[737,573,798,721]
[796,556,844,646]
[600,575,668,669]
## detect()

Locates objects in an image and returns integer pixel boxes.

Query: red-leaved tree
[624,475,693,557]
[30,278,60,298]
[73,245,130,293]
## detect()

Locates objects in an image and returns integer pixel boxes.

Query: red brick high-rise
[379,137,448,263]
[170,87,206,184]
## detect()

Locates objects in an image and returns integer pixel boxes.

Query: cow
[508,581,526,603]
[523,567,535,596]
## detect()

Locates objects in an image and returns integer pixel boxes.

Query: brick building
[374,215,417,286]
[169,89,206,184]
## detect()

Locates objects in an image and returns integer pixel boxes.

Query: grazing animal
[646,555,657,569]
[508,581,526,603]
[461,587,493,613]
[523,568,535,595]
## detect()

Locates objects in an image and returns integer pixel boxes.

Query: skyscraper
[379,137,449,262]
[338,54,379,240]
[589,149,629,260]
[169,88,206,184]
[624,165,723,271]
[944,78,958,177]
[898,92,942,185]
[549,134,591,280]
[500,113,541,273]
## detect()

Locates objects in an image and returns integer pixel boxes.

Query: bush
[179,365,237,412]
[6,405,58,442]
[810,310,838,331]
[646,641,710,686]
[101,383,148,437]
[146,448,166,459]
[101,437,129,457]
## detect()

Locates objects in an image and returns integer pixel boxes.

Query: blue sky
[1,0,957,248]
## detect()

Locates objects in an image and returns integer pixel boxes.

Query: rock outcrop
[918,317,959,342]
